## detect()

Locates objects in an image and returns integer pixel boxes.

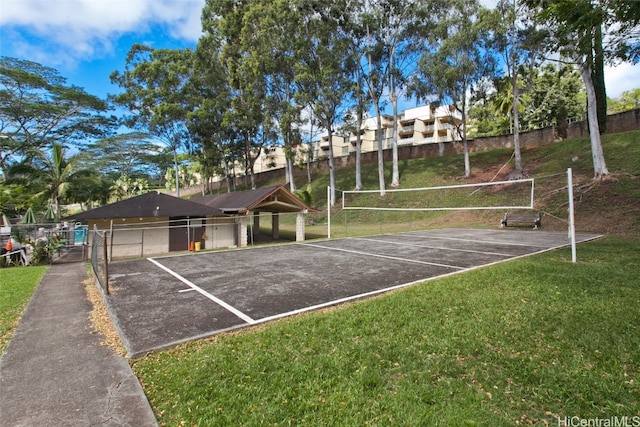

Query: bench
[500,212,542,229]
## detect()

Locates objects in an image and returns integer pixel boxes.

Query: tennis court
[104,228,601,357]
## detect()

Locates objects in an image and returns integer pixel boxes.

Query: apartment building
[255,104,462,173]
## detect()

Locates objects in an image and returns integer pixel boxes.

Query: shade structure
[20,207,37,224]
[43,205,56,222]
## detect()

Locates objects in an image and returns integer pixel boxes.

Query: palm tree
[494,79,528,134]
[8,144,95,220]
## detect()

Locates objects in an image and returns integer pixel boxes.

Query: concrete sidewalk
[0,248,157,427]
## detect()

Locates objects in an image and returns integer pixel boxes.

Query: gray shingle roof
[68,192,223,220]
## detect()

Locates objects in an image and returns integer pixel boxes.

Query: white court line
[353,237,515,257]
[147,258,256,325]
[300,242,464,270]
[395,232,557,248]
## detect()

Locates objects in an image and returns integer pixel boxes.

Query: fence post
[567,168,577,263]
[103,230,109,295]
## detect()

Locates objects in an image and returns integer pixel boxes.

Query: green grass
[0,266,48,353]
[133,236,640,426]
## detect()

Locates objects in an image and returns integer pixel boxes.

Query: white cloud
[1,0,204,67]
[604,62,640,99]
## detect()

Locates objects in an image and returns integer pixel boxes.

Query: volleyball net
[341,178,535,211]
[329,169,579,261]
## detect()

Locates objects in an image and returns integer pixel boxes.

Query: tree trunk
[461,99,470,178]
[512,73,522,173]
[287,157,296,192]
[326,126,337,206]
[307,119,314,184]
[354,107,363,191]
[374,104,386,197]
[172,148,180,197]
[593,24,607,134]
[390,89,400,187]
[579,61,609,179]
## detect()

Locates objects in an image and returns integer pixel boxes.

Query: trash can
[195,241,201,251]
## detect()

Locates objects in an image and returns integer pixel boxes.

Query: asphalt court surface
[105,228,601,357]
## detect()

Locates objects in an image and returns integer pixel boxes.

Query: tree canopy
[0,56,113,178]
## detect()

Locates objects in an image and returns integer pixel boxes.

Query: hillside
[283,130,640,237]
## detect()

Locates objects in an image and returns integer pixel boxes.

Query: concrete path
[0,248,157,427]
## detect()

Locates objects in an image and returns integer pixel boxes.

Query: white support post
[567,168,577,263]
[296,212,305,242]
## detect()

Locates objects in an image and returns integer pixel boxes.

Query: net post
[530,178,535,209]
[567,168,577,263]
[327,186,331,239]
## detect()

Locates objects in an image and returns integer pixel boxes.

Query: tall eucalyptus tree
[293,0,356,206]
[110,46,196,196]
[371,0,425,187]
[202,0,273,190]
[484,0,545,175]
[242,0,306,192]
[412,0,497,178]
[522,0,640,179]
[357,1,390,196]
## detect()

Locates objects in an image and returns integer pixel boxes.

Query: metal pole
[109,220,114,262]
[103,230,109,295]
[567,168,577,263]
[327,186,331,239]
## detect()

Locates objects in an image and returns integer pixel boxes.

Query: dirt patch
[571,178,640,236]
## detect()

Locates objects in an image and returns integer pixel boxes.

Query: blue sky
[1,0,204,100]
[1,0,639,104]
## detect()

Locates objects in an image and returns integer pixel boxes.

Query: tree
[523,63,584,138]
[484,0,545,174]
[67,175,113,210]
[359,0,424,188]
[293,0,356,206]
[608,88,640,113]
[7,144,95,220]
[191,16,236,194]
[111,175,149,201]
[203,0,274,190]
[412,0,496,177]
[110,46,197,196]
[240,0,306,193]
[0,57,113,177]
[522,0,640,179]
[77,132,166,181]
[358,1,391,196]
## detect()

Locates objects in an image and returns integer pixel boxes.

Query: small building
[69,186,313,259]
[69,191,228,258]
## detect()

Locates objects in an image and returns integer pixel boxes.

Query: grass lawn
[0,266,48,354]
[133,236,640,426]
